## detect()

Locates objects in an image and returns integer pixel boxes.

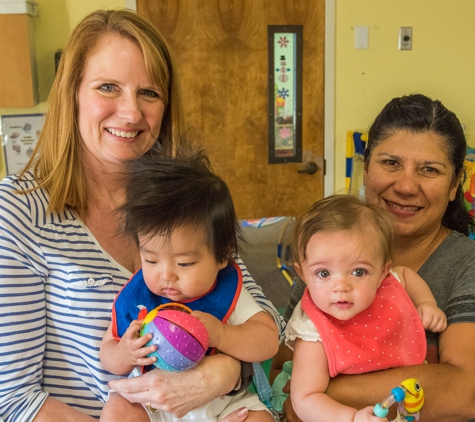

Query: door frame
[125,0,336,197]
[324,0,335,197]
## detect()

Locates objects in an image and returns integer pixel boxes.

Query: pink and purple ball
[140,306,209,372]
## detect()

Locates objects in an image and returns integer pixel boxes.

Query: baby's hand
[417,302,447,332]
[117,319,157,367]
[354,406,388,422]
[190,310,225,349]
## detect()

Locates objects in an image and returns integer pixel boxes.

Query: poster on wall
[268,25,302,164]
[1,113,44,175]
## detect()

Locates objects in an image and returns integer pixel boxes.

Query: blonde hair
[20,9,184,214]
[293,195,395,265]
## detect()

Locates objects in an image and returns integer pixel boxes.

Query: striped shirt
[0,172,284,421]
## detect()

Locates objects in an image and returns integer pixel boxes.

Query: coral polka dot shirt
[294,272,427,377]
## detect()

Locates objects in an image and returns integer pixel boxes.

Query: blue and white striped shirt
[0,172,284,421]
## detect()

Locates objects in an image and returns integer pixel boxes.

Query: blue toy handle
[373,403,389,418]
[373,386,406,418]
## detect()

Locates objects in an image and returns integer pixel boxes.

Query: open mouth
[106,128,139,138]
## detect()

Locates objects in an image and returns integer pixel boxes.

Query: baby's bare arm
[393,266,447,332]
[192,311,279,362]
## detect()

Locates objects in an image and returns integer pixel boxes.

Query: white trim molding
[124,0,136,11]
[324,0,335,197]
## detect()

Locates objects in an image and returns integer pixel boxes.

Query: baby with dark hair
[100,151,279,422]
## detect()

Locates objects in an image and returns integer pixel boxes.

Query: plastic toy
[140,303,209,372]
[374,378,424,421]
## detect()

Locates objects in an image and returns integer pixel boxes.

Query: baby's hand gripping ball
[140,303,209,372]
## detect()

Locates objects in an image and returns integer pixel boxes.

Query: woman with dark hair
[365,93,473,236]
[272,94,475,422]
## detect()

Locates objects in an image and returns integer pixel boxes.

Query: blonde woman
[0,9,282,422]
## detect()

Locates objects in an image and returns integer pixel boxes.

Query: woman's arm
[32,398,96,422]
[326,323,475,421]
[237,256,285,336]
[0,182,50,421]
[108,353,241,418]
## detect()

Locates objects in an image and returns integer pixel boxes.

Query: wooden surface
[0,14,36,108]
[138,0,325,219]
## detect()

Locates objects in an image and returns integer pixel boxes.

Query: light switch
[355,26,368,49]
[399,27,412,50]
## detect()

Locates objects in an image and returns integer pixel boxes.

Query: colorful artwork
[463,147,475,239]
[1,114,44,175]
[241,216,286,228]
[274,33,296,157]
[268,26,302,164]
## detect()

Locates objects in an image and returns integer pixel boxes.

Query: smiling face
[364,130,459,239]
[296,229,390,321]
[139,225,228,302]
[77,33,165,169]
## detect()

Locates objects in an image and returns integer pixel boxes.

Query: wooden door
[138,0,325,219]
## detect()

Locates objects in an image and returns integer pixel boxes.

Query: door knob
[298,162,318,175]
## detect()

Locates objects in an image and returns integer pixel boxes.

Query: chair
[276,216,298,288]
[346,131,368,197]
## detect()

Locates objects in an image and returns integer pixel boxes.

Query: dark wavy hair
[365,93,473,236]
[120,146,241,264]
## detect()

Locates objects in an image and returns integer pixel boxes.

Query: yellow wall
[0,0,124,179]
[334,0,475,193]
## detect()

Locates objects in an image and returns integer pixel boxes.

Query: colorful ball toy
[140,303,209,372]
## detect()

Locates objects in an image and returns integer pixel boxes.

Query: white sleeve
[284,301,321,351]
[235,256,286,338]
[227,285,264,325]
[390,268,402,283]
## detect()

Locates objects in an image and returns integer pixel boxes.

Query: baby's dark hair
[121,149,240,264]
[293,195,394,265]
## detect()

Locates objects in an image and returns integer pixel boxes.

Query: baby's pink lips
[334,301,353,309]
[162,287,182,297]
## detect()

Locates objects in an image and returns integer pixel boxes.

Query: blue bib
[112,261,242,339]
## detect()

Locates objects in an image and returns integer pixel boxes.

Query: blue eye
[141,89,160,98]
[352,268,366,277]
[99,84,115,93]
[316,269,330,278]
